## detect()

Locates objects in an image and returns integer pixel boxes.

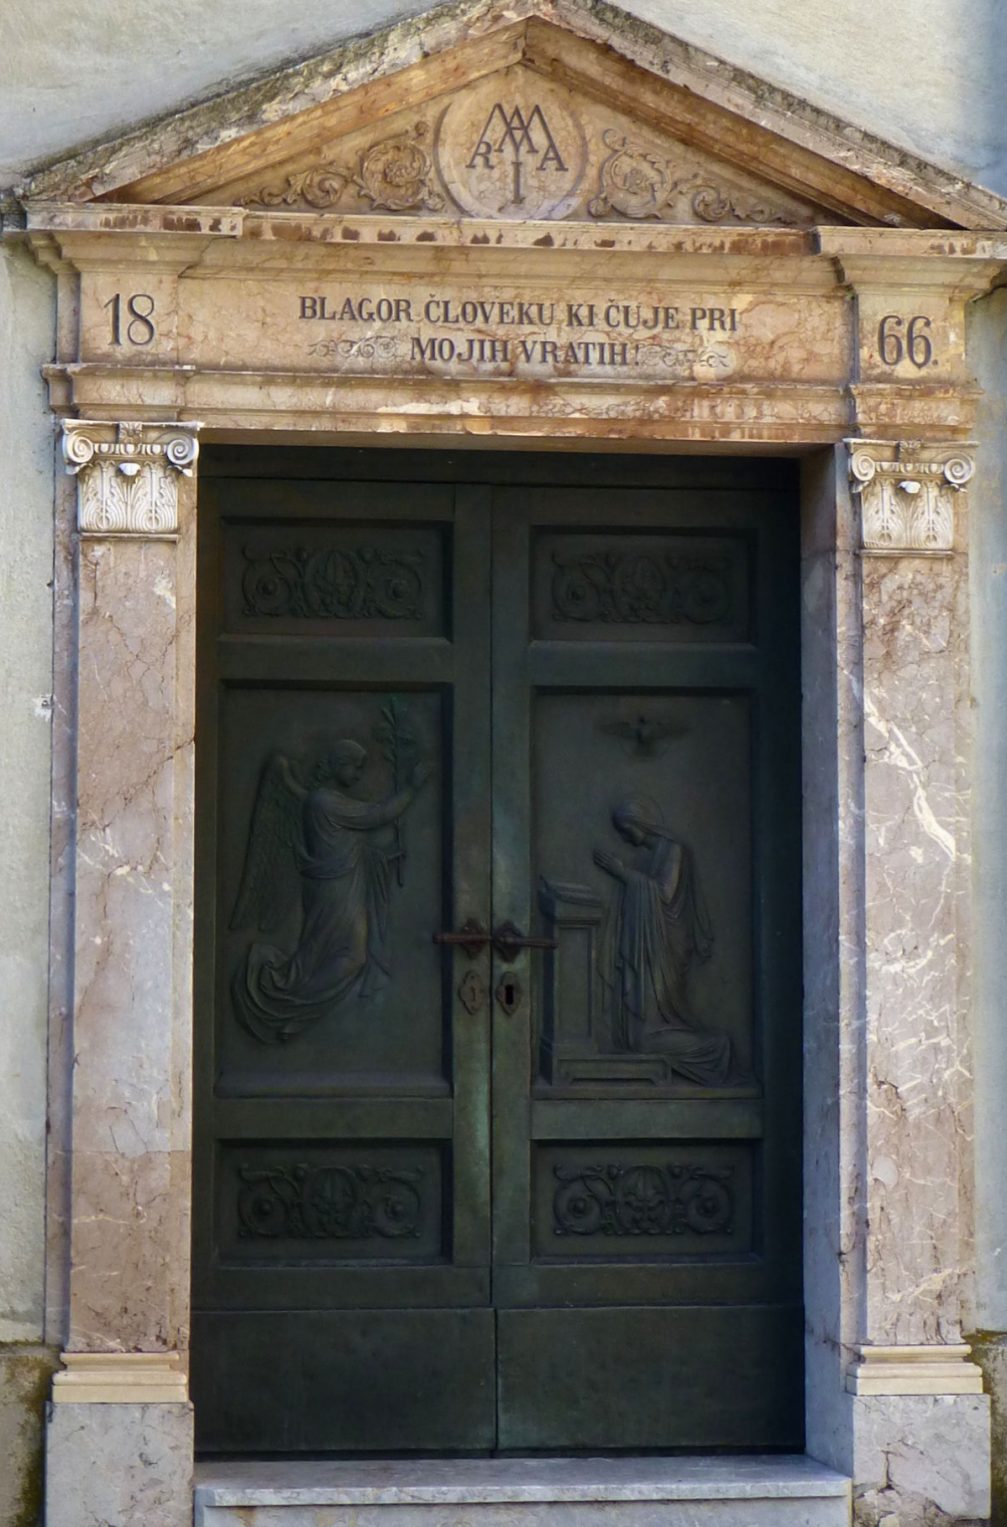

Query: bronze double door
[192,450,803,1454]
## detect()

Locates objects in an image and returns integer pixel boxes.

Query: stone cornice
[847,438,976,556]
[62,420,200,537]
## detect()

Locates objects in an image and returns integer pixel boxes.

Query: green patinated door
[192,450,803,1454]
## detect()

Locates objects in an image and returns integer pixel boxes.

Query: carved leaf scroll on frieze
[238,1161,424,1239]
[553,1162,734,1237]
[551,549,733,625]
[241,544,425,620]
[244,121,443,212]
[229,715,430,1043]
[588,130,797,225]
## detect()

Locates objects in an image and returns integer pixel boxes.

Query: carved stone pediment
[10,0,1007,231]
[203,62,829,229]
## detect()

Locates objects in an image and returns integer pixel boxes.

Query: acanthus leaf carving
[62,420,200,536]
[241,543,425,620]
[847,438,976,555]
[243,121,444,213]
[588,129,799,226]
[238,1161,425,1239]
[553,1161,734,1237]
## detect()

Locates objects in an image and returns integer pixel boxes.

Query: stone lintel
[846,437,976,555]
[52,1351,189,1404]
[62,419,201,536]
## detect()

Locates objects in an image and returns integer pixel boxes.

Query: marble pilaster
[844,438,989,1520]
[45,419,198,1527]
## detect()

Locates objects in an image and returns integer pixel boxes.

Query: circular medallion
[436,71,587,219]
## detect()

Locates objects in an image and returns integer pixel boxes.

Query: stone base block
[45,1399,193,1527]
[852,1393,991,1523]
[195,1457,851,1527]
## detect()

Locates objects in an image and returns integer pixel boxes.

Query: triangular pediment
[11,0,1007,232]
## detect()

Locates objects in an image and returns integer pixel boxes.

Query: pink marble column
[46,420,198,1527]
[844,440,989,1521]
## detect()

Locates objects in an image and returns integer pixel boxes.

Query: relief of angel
[230,731,431,1045]
[594,793,746,1086]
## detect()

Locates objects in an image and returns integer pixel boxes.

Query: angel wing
[229,753,306,932]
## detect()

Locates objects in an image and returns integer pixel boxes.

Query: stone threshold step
[195,1455,851,1526]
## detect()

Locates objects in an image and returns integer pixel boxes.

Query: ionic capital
[846,437,975,556]
[62,419,200,536]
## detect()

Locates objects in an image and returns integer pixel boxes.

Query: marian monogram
[464,102,568,206]
[436,74,587,217]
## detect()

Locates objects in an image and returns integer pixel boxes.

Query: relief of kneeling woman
[595,794,748,1086]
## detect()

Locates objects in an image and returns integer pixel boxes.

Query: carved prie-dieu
[553,1162,734,1236]
[848,438,976,554]
[62,419,199,535]
[551,549,732,624]
[230,709,429,1043]
[241,544,425,620]
[238,1161,425,1239]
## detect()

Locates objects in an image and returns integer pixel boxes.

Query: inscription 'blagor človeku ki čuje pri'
[297,291,742,375]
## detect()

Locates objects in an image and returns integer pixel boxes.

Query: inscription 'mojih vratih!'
[297,289,742,379]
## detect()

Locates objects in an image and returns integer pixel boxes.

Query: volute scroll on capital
[846,438,976,557]
[62,419,201,537]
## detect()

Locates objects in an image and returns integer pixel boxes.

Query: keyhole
[496,974,521,1015]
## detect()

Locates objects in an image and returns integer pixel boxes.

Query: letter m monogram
[466,102,567,203]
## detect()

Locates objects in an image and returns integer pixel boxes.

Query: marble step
[195,1455,852,1526]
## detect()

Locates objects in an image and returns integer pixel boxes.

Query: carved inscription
[553,1162,734,1236]
[296,290,741,380]
[241,545,425,620]
[551,550,732,625]
[238,1162,424,1239]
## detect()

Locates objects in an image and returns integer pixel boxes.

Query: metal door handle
[493,920,558,962]
[432,918,490,958]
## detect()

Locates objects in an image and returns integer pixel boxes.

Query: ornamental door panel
[192,450,802,1454]
[192,474,495,1451]
[490,483,802,1449]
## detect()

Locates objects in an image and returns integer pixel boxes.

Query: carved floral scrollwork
[241,544,425,620]
[62,420,200,535]
[553,1162,734,1237]
[847,438,976,555]
[588,129,798,225]
[243,121,444,213]
[238,1162,424,1239]
[551,549,732,625]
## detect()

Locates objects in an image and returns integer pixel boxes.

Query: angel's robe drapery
[599,831,741,1086]
[233,784,397,1043]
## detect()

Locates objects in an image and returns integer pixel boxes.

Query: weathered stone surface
[195,1456,851,1527]
[46,1401,193,1527]
[851,1394,991,1520]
